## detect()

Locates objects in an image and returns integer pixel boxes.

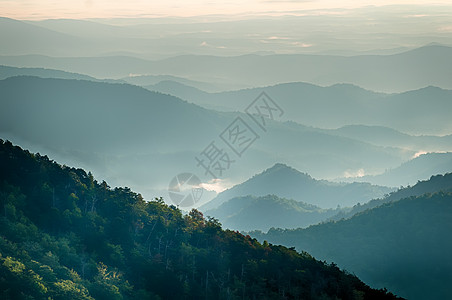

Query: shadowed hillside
[0,139,402,299]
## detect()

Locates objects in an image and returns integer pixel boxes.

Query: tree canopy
[0,139,401,299]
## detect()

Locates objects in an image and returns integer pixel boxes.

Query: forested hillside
[206,194,339,232]
[201,163,392,211]
[251,188,452,300]
[0,140,401,299]
[329,172,452,221]
[0,76,409,200]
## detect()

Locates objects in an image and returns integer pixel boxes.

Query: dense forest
[328,172,452,222]
[0,140,401,299]
[205,194,339,232]
[250,176,452,300]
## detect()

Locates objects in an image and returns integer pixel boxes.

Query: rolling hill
[155,82,452,135]
[122,75,220,93]
[251,175,452,300]
[346,152,452,187]
[0,76,228,154]
[205,194,340,232]
[0,76,412,203]
[0,65,97,81]
[332,125,452,153]
[0,140,403,299]
[2,64,451,137]
[2,30,452,93]
[329,172,452,222]
[201,163,394,210]
[0,17,83,56]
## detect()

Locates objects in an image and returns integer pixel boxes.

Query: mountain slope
[170,82,452,135]
[0,139,402,299]
[0,76,412,201]
[201,163,394,210]
[0,17,83,56]
[122,75,219,92]
[349,152,452,187]
[206,194,340,232]
[332,125,452,153]
[0,76,228,154]
[0,65,97,81]
[251,187,452,300]
[146,45,452,93]
[330,172,452,222]
[1,43,452,92]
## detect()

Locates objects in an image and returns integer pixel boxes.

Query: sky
[1,0,452,20]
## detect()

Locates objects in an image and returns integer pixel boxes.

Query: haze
[2,0,451,19]
[2,0,452,298]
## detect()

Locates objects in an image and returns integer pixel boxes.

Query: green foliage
[329,172,452,222]
[207,194,340,232]
[53,279,93,300]
[202,163,393,211]
[254,189,452,300]
[0,140,401,299]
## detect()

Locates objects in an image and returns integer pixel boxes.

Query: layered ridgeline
[2,20,452,94]
[343,152,452,187]
[329,172,452,222]
[204,194,340,232]
[146,81,452,136]
[332,125,452,152]
[0,76,411,200]
[201,163,393,211]
[0,65,96,81]
[0,140,402,299]
[250,174,452,300]
[0,65,123,85]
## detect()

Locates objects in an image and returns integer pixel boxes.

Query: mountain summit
[200,163,392,210]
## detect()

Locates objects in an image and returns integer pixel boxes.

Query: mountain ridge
[201,163,393,211]
[251,189,452,300]
[0,140,403,299]
[1,75,413,201]
[206,194,340,232]
[1,40,452,92]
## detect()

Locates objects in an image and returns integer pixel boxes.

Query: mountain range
[251,173,452,300]
[204,194,340,232]
[0,140,404,299]
[330,172,452,222]
[2,9,452,300]
[1,18,452,93]
[202,163,393,211]
[145,81,452,135]
[1,75,419,203]
[344,152,452,187]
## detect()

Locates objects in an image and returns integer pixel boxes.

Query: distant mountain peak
[402,43,452,55]
[266,162,300,172]
[201,162,392,211]
[267,162,292,170]
[259,163,313,180]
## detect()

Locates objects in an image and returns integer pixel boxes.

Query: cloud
[200,41,226,49]
[412,151,447,159]
[267,36,290,40]
[291,42,313,47]
[343,168,366,178]
[404,14,429,18]
[412,150,428,159]
[259,38,313,48]
[438,25,452,32]
[199,178,231,193]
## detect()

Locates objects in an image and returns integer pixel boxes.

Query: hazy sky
[2,0,452,20]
